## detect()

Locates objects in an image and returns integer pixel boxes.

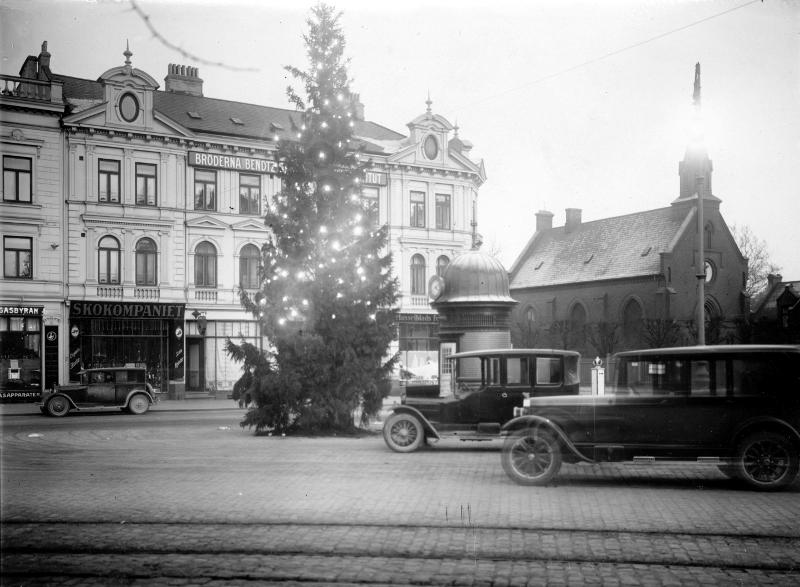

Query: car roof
[614,344,800,358]
[448,348,581,360]
[79,367,146,373]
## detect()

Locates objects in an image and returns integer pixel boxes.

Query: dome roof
[434,250,517,305]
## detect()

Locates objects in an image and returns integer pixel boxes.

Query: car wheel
[501,429,562,486]
[46,396,70,417]
[127,393,150,415]
[383,413,424,453]
[735,431,799,491]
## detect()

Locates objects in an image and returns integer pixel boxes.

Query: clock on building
[428,275,445,300]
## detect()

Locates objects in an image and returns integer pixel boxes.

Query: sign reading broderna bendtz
[188,151,282,174]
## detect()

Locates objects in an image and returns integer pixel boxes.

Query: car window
[690,360,725,396]
[506,358,530,385]
[731,358,782,397]
[620,358,688,396]
[535,357,562,385]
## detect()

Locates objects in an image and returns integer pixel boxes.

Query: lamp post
[690,62,706,346]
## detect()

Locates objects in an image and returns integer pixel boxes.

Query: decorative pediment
[62,102,193,137]
[231,217,269,232]
[185,215,229,230]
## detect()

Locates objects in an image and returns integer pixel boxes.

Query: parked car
[40,367,157,417]
[383,349,580,452]
[500,345,800,491]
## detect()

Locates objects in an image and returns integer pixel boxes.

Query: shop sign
[70,301,185,319]
[0,306,43,317]
[364,171,387,186]
[188,151,283,174]
[397,313,439,323]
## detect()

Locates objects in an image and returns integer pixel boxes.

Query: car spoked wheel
[736,431,799,491]
[46,396,70,417]
[383,413,424,453]
[127,393,150,415]
[501,430,562,486]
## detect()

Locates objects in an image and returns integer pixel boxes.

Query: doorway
[186,337,205,391]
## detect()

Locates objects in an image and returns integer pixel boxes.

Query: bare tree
[731,223,781,298]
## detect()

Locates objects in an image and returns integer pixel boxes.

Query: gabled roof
[752,279,800,317]
[510,206,690,289]
[54,73,406,147]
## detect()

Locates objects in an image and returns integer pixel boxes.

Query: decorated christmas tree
[229,3,399,433]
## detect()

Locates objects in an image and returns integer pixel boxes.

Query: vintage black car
[501,345,800,491]
[40,367,157,417]
[383,349,580,452]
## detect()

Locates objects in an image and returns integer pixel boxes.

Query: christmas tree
[229,3,399,433]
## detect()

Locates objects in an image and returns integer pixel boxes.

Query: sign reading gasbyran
[188,151,282,174]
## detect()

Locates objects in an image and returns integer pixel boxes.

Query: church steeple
[678,63,712,200]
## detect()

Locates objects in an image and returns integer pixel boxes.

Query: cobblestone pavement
[2,410,800,585]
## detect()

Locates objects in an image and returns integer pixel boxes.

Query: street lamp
[191,309,207,336]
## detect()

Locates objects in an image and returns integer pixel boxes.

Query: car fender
[44,393,79,410]
[124,388,155,407]
[502,415,594,463]
[731,416,800,448]
[387,405,441,440]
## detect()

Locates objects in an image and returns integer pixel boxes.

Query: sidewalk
[0,397,241,416]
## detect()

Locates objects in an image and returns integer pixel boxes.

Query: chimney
[351,93,364,120]
[164,64,203,97]
[767,273,783,289]
[535,210,554,232]
[565,208,582,233]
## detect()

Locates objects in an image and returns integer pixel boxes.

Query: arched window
[526,306,536,325]
[622,299,643,348]
[704,221,714,249]
[411,254,426,295]
[135,238,157,286]
[436,255,450,278]
[239,244,260,289]
[569,303,587,349]
[98,236,120,284]
[195,241,217,287]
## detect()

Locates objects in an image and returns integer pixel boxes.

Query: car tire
[383,412,425,453]
[735,431,799,491]
[127,393,150,415]
[46,396,70,417]
[501,429,562,486]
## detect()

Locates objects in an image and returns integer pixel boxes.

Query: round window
[119,93,140,122]
[423,135,438,159]
[704,260,715,283]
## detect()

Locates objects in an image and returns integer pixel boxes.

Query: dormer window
[231,117,244,125]
[119,93,139,122]
[423,134,438,160]
[187,111,202,119]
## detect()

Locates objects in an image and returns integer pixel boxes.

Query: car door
[478,356,527,425]
[86,370,116,403]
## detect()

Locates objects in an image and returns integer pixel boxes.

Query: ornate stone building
[0,42,485,398]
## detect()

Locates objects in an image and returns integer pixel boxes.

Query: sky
[2,0,798,279]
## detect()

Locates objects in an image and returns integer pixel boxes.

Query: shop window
[3,156,32,203]
[362,186,379,226]
[98,159,120,203]
[239,174,260,215]
[410,191,425,228]
[411,254,426,295]
[3,236,32,279]
[194,169,216,211]
[135,238,157,286]
[98,236,121,284]
[435,194,451,229]
[0,316,41,359]
[436,255,450,278]
[135,163,157,206]
[195,241,217,287]
[239,244,260,289]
